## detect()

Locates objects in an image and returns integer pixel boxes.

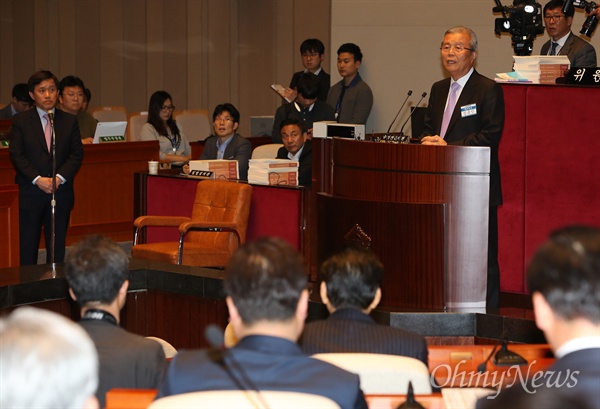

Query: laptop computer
[249,116,274,137]
[93,121,128,144]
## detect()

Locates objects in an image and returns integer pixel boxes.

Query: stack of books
[189,160,239,180]
[248,159,298,186]
[496,55,570,84]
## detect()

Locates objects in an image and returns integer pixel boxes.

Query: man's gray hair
[0,307,98,409]
[445,26,478,52]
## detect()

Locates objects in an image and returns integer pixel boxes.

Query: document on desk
[442,388,495,409]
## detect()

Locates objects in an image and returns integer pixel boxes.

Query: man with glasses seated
[420,26,505,309]
[184,103,251,180]
[540,0,596,67]
[284,38,330,103]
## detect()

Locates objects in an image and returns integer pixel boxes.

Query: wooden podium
[313,138,491,309]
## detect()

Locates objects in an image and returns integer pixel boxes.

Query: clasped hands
[36,177,60,194]
[420,135,447,146]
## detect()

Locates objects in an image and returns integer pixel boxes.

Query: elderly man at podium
[420,26,505,309]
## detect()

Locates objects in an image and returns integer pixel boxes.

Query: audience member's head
[65,235,130,313]
[0,307,99,409]
[280,118,307,156]
[336,43,363,81]
[27,70,60,111]
[10,83,34,113]
[544,0,574,41]
[223,237,308,339]
[212,103,240,139]
[527,225,600,351]
[59,75,86,115]
[296,72,320,105]
[299,38,325,73]
[320,245,384,313]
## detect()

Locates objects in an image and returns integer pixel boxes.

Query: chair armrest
[178,221,239,235]
[134,215,191,228]
[176,221,242,265]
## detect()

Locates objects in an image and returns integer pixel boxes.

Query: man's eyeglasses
[440,44,475,53]
[544,14,564,22]
[160,105,175,112]
[301,52,320,59]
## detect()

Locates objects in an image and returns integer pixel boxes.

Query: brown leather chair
[132,180,252,266]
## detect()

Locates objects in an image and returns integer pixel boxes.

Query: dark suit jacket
[271,101,335,143]
[0,103,14,119]
[9,108,83,208]
[421,70,504,206]
[299,308,429,366]
[540,32,597,67]
[80,320,167,409]
[276,139,312,186]
[156,335,368,409]
[289,69,331,102]
[200,134,252,180]
[476,348,600,409]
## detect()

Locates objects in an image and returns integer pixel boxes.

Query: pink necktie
[44,114,52,151]
[440,82,460,139]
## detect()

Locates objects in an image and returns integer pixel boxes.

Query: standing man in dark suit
[299,245,428,365]
[540,0,597,67]
[157,237,368,409]
[184,103,251,180]
[9,70,84,265]
[421,26,505,309]
[284,38,331,102]
[477,225,600,409]
[276,118,313,187]
[65,235,167,409]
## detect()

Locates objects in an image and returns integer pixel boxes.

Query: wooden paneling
[314,138,491,309]
[0,0,331,136]
[0,185,19,268]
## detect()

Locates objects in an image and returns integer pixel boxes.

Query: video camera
[493,0,545,55]
[563,0,598,37]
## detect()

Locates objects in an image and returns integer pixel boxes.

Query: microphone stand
[398,92,427,144]
[48,111,57,277]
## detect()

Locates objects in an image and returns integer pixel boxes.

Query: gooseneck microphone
[398,92,428,142]
[387,90,413,133]
[477,343,500,373]
[204,324,271,409]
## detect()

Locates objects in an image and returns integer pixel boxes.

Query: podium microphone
[398,92,427,143]
[387,90,413,133]
[205,324,270,409]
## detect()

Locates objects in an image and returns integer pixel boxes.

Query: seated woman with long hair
[139,91,191,169]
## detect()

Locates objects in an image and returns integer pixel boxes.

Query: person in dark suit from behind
[9,70,84,265]
[184,103,251,180]
[299,245,429,365]
[272,72,335,143]
[284,38,331,103]
[65,235,167,409]
[156,237,368,409]
[276,118,312,187]
[421,26,505,309]
[0,83,34,119]
[540,0,596,67]
[477,225,600,409]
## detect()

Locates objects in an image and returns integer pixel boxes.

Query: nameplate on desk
[99,135,126,142]
[565,67,600,85]
[188,170,215,178]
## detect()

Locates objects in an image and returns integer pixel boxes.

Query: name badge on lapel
[461,104,477,117]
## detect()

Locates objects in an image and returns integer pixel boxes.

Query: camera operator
[540,0,597,67]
